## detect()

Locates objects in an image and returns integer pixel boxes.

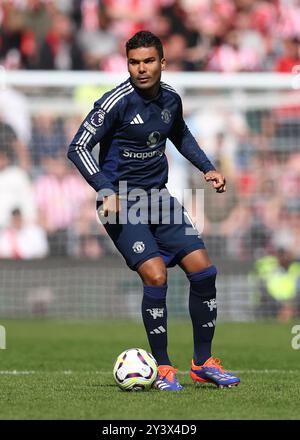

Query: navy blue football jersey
[67,78,215,194]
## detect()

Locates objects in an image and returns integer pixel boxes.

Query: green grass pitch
[0,320,299,420]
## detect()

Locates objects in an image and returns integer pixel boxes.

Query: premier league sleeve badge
[90,109,106,127]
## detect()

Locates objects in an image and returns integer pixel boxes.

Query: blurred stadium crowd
[1,86,300,265]
[1,0,300,73]
[0,0,300,266]
[0,0,300,320]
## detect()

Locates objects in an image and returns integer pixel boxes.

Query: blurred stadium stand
[0,0,300,320]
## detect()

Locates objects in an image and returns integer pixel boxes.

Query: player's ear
[161,58,166,71]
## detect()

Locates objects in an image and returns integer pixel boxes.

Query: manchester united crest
[161,109,171,124]
[132,241,145,254]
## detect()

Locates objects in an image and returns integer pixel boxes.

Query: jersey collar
[129,77,162,102]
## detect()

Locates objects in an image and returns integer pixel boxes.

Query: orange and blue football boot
[190,357,240,388]
[153,365,183,391]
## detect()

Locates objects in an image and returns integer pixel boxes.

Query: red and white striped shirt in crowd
[207,45,261,72]
[102,0,164,38]
[277,4,300,38]
[0,224,49,260]
[34,172,92,232]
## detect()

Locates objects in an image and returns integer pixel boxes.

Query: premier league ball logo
[91,109,106,127]
[147,131,161,148]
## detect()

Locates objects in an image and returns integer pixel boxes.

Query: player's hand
[204,170,226,193]
[100,193,121,217]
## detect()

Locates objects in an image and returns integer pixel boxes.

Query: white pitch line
[0,369,299,375]
[0,370,36,375]
[229,370,299,374]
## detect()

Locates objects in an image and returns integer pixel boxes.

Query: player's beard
[133,73,161,97]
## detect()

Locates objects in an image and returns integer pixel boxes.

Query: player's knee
[144,272,167,286]
[152,273,167,286]
[138,257,167,286]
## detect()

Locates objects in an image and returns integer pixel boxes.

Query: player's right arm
[101,193,120,217]
[67,98,118,194]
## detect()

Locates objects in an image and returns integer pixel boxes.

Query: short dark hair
[11,208,22,217]
[126,31,164,60]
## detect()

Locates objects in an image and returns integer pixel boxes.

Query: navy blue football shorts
[96,188,205,271]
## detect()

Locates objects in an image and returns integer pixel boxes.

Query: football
[113,348,157,391]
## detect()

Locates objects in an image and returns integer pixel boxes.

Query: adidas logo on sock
[150,326,166,334]
[202,319,216,328]
[130,114,144,124]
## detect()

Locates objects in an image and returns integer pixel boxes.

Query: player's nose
[138,63,146,73]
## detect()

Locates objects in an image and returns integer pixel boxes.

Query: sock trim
[143,284,168,300]
[187,265,217,282]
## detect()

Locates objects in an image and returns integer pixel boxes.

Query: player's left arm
[169,96,226,193]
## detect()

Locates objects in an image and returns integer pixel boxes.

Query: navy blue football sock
[187,266,218,366]
[142,285,171,366]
